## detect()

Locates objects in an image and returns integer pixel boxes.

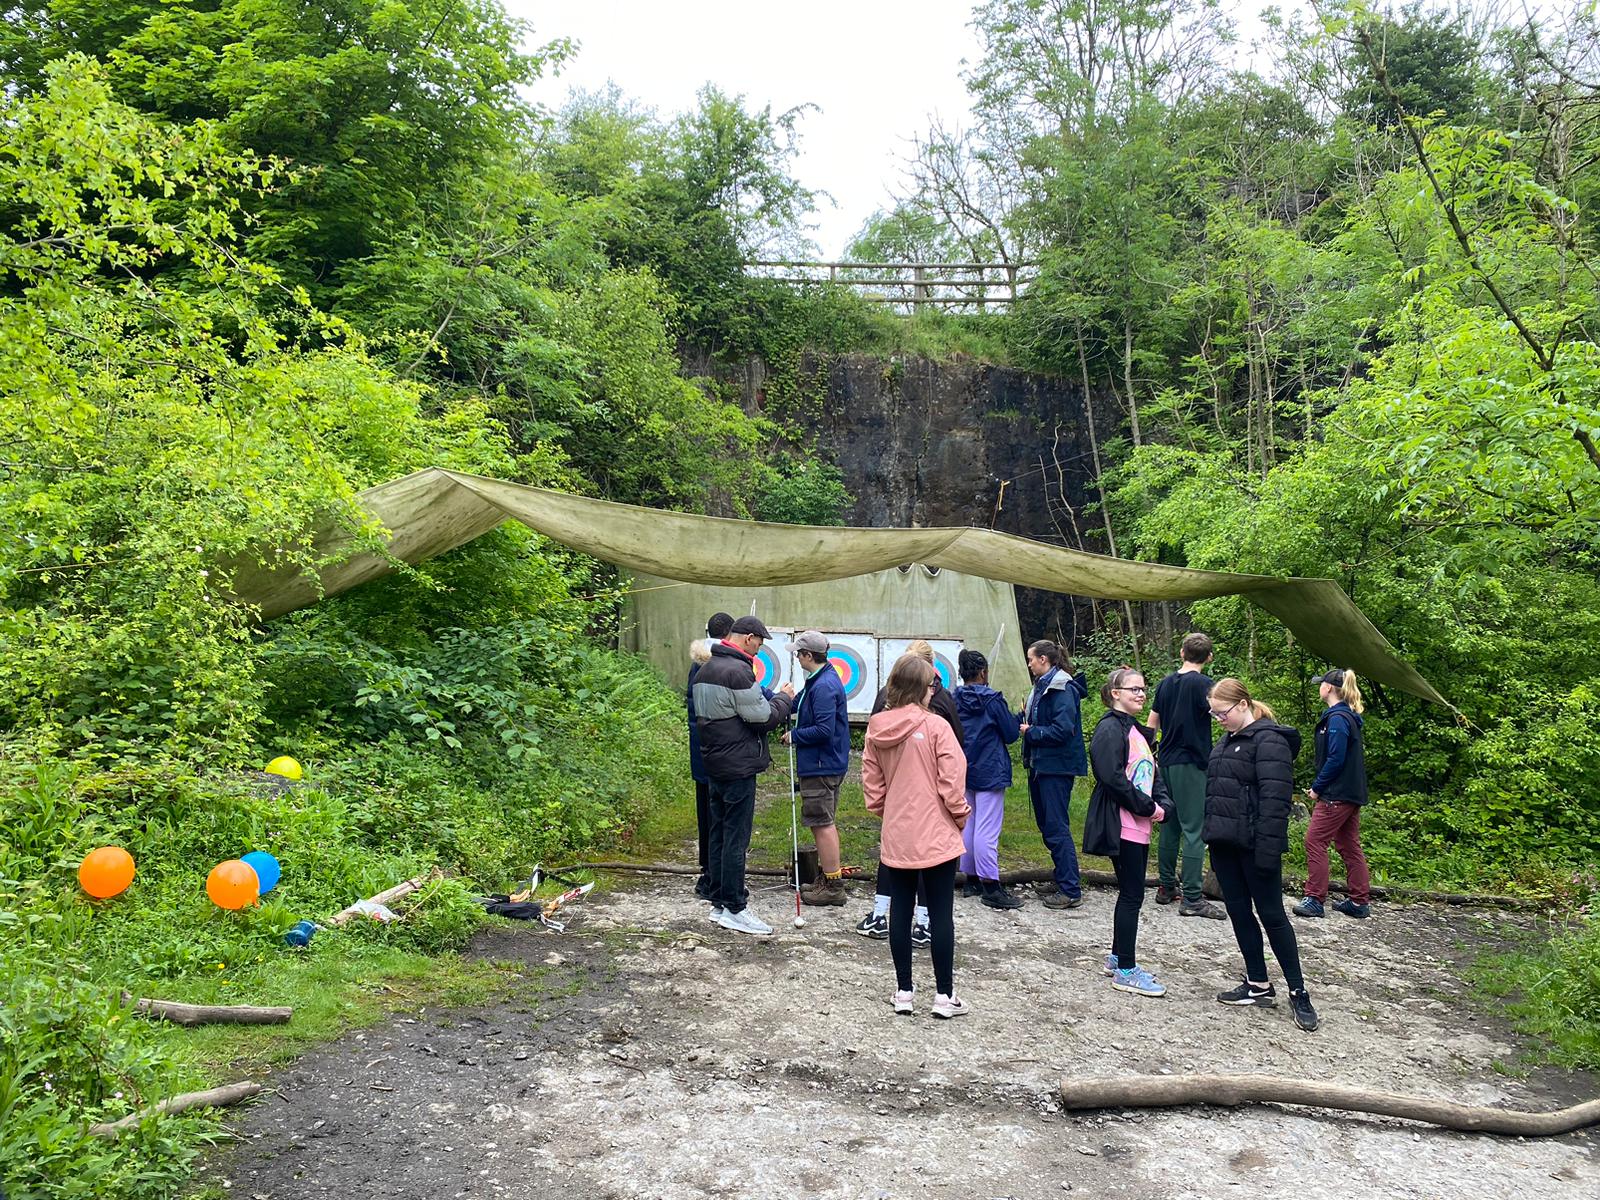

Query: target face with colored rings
[932,653,956,690]
[827,645,869,699]
[753,645,783,688]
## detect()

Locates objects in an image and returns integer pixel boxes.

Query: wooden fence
[744,261,1037,310]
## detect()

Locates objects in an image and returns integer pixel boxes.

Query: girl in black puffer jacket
[1203,677,1319,1032]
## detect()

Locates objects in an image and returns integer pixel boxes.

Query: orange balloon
[206,859,260,911]
[79,846,136,899]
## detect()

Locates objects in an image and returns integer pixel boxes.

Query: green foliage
[1475,908,1600,1070]
[756,460,854,526]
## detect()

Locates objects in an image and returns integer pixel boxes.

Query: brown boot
[800,875,848,907]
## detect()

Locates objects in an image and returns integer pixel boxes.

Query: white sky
[509,2,1294,257]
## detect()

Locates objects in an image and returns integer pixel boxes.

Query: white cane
[788,733,804,927]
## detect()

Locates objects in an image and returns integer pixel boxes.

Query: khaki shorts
[799,774,844,828]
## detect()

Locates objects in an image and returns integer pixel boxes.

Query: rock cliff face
[805,353,1117,647]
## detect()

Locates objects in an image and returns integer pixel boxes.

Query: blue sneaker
[1292,896,1325,919]
[1102,953,1117,977]
[1332,898,1371,919]
[1111,965,1166,998]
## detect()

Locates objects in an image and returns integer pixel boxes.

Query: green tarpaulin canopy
[227,468,1446,705]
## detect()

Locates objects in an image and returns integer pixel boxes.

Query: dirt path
[211,866,1598,1200]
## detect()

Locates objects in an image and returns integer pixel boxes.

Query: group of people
[685,617,1372,1032]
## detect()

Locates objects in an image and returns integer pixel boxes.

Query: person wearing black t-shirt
[1147,633,1225,918]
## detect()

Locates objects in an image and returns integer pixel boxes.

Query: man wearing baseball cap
[694,615,796,935]
[782,630,852,906]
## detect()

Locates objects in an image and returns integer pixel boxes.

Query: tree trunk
[1123,317,1142,447]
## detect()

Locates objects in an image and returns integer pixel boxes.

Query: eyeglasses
[1116,685,1147,694]
[1210,700,1242,721]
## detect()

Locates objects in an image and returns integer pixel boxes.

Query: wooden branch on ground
[1058,1074,1600,1137]
[328,867,443,926]
[89,1081,262,1137]
[121,993,292,1026]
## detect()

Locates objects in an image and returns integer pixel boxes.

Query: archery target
[878,638,964,693]
[819,632,879,718]
[752,627,792,690]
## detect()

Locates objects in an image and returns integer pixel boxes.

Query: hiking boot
[800,876,848,907]
[892,988,915,1016]
[931,993,970,1019]
[1289,988,1320,1031]
[1154,883,1179,905]
[1042,891,1082,910]
[981,881,1023,910]
[1291,896,1326,919]
[1179,898,1227,920]
[1332,898,1371,919]
[962,877,983,898]
[1111,965,1167,998]
[706,906,725,923]
[694,878,712,901]
[855,911,889,940]
[717,907,773,936]
[911,921,932,948]
[1217,979,1277,1007]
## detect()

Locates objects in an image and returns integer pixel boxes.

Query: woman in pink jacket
[864,654,973,1018]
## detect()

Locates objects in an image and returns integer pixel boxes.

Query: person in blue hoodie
[953,649,1023,910]
[1293,668,1372,920]
[782,630,853,906]
[1018,639,1089,909]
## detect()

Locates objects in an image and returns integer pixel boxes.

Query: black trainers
[981,881,1023,910]
[855,911,889,940]
[911,921,932,948]
[1289,989,1320,1031]
[1154,883,1179,905]
[1179,898,1227,920]
[962,877,983,898]
[1217,979,1277,1007]
[1332,898,1371,919]
[1042,891,1082,910]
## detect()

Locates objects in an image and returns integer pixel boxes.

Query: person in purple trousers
[953,650,1023,910]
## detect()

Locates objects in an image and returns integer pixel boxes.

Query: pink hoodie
[863,705,971,869]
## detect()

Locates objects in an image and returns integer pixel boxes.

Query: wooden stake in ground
[121,993,292,1026]
[1058,1074,1600,1137]
[89,1081,262,1137]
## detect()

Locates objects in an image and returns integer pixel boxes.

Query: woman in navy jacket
[1018,639,1089,908]
[953,650,1022,909]
[784,631,852,905]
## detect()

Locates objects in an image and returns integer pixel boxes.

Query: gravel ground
[208,868,1599,1200]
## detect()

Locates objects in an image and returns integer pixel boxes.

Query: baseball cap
[1310,669,1347,688]
[791,629,829,655]
[729,615,772,640]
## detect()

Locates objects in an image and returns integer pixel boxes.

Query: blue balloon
[240,851,281,895]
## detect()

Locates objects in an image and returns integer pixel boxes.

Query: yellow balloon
[79,846,136,899]
[264,755,303,781]
[207,860,260,911]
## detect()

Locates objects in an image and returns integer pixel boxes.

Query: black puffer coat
[1203,719,1302,871]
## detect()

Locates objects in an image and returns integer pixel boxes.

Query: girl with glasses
[1203,678,1319,1031]
[1083,668,1172,997]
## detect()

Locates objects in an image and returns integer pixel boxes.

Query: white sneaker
[706,906,724,923]
[931,993,970,1019]
[892,988,915,1015]
[717,907,773,936]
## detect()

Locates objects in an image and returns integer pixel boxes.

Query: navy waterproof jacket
[1021,667,1089,777]
[790,663,851,778]
[953,684,1020,791]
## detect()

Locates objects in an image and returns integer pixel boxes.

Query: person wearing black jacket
[1019,639,1089,910]
[1204,677,1319,1031]
[858,640,963,941]
[693,616,795,936]
[1293,668,1373,920]
[1082,668,1173,998]
[687,612,735,901]
[953,650,1022,910]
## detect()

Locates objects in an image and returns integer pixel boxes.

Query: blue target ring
[933,654,955,690]
[754,645,781,688]
[827,645,868,699]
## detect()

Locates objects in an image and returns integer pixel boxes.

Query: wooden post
[912,264,929,307]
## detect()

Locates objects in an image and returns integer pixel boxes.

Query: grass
[1470,910,1600,1071]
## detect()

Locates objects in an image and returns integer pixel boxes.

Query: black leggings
[880,857,958,995]
[1110,840,1148,970]
[1210,844,1305,992]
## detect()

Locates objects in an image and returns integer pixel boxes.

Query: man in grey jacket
[693,615,795,935]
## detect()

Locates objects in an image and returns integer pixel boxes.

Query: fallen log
[329,867,443,926]
[1057,1074,1600,1137]
[121,993,292,1026]
[89,1081,262,1137]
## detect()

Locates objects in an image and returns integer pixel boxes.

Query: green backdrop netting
[226,469,1446,705]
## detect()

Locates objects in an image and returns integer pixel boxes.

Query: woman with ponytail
[1293,669,1372,920]
[1203,678,1319,1032]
